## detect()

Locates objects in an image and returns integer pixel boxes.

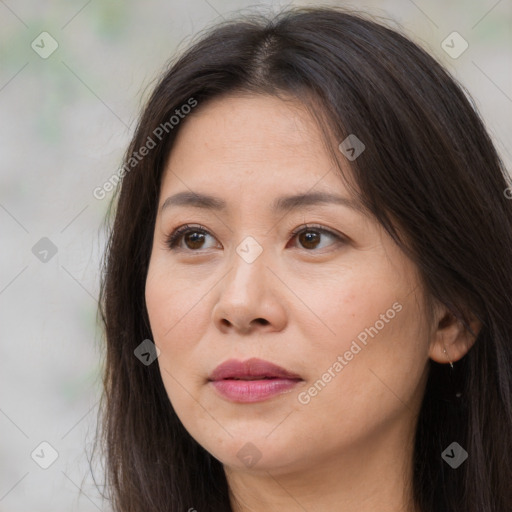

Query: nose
[212,247,288,335]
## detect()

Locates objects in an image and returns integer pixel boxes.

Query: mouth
[208,358,303,403]
[229,376,279,380]
[208,357,302,381]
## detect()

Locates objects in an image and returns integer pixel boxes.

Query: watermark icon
[31,441,59,469]
[93,97,198,200]
[134,339,160,366]
[441,32,468,59]
[236,236,263,263]
[236,442,262,468]
[297,301,403,405]
[441,441,468,469]
[31,32,59,59]
[338,134,365,161]
[32,237,58,263]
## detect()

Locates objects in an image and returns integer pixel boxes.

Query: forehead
[177,92,319,146]
[160,93,353,197]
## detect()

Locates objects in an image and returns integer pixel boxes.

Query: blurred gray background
[1,0,510,510]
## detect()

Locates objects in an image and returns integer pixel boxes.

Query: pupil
[300,231,319,249]
[186,232,204,249]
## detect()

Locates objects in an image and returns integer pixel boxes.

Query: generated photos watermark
[297,301,403,405]
[93,97,198,200]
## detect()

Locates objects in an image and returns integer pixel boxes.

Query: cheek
[145,263,213,424]
[145,260,212,375]
[288,260,405,354]
[145,264,204,411]
[292,259,429,421]
[298,285,429,435]
[146,258,206,336]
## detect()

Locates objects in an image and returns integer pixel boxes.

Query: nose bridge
[210,214,292,333]
[211,232,283,333]
[224,235,269,301]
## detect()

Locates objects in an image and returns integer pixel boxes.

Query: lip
[209,358,302,381]
[208,358,303,403]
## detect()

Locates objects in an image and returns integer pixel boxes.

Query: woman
[96,6,512,512]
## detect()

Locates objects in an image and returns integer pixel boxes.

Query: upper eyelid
[290,223,337,234]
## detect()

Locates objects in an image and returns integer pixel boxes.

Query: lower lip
[210,378,301,403]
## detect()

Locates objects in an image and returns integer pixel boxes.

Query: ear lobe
[429,307,481,364]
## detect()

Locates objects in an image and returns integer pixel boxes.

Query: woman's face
[145,93,432,475]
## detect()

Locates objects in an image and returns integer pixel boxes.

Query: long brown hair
[95,6,512,511]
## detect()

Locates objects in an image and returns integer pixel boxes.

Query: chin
[193,428,311,473]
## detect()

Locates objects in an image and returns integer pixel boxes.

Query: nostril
[219,317,269,329]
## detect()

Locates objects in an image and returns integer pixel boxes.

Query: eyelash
[164,223,346,252]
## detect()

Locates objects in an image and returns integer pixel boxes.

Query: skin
[145,93,478,512]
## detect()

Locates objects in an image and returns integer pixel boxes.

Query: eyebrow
[160,190,364,215]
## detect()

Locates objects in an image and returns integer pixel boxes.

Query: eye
[287,224,346,251]
[165,224,220,251]
[165,223,346,253]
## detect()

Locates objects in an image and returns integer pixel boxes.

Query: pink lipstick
[208,358,302,403]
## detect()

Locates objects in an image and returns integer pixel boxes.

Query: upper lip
[208,358,302,381]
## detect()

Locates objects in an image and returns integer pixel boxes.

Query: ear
[429,303,481,364]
